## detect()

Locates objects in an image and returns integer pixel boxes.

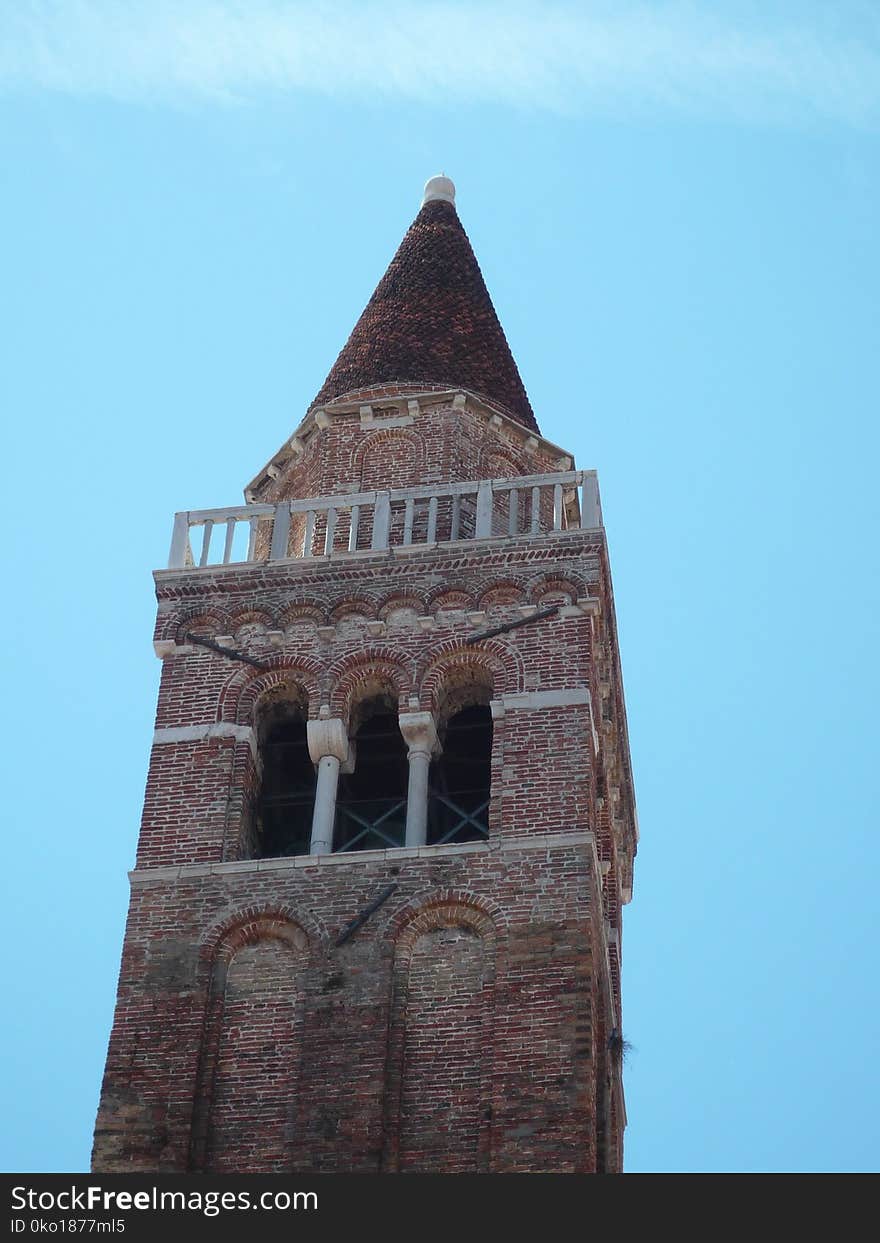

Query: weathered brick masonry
[93,177,637,1174]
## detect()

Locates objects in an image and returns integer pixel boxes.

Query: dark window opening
[335,699,408,851]
[428,704,492,845]
[256,707,315,858]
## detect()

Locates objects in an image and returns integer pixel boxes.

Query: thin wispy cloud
[2,1,879,127]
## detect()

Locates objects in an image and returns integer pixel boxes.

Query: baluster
[269,504,291,561]
[246,516,259,561]
[168,512,191,569]
[324,506,337,555]
[427,495,438,543]
[531,486,541,534]
[403,497,414,545]
[450,494,461,541]
[223,517,236,564]
[198,519,214,567]
[372,492,391,550]
[508,487,519,536]
[303,510,316,557]
[553,483,564,530]
[475,480,493,539]
[348,505,360,552]
[581,473,601,528]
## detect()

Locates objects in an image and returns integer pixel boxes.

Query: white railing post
[324,506,337,555]
[269,503,291,560]
[475,480,493,539]
[581,472,601,528]
[303,510,316,557]
[403,497,415,545]
[198,519,214,567]
[246,516,259,561]
[372,491,391,549]
[531,486,541,534]
[349,505,360,552]
[508,487,519,536]
[222,517,236,564]
[168,512,191,569]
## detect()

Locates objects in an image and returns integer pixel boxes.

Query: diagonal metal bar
[335,799,408,850]
[429,791,490,843]
[337,820,403,851]
[335,799,406,833]
[336,806,377,834]
[185,632,270,670]
[465,604,558,646]
[434,817,490,845]
[335,883,398,946]
[430,792,490,834]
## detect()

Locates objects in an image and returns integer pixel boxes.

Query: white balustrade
[166,470,602,569]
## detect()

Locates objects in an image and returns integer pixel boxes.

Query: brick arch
[478,443,528,480]
[476,579,526,611]
[351,427,425,490]
[228,608,274,637]
[199,904,325,962]
[418,641,522,712]
[377,591,426,621]
[278,601,327,628]
[218,659,323,725]
[329,597,377,622]
[421,655,496,725]
[381,888,504,944]
[382,893,498,1173]
[169,607,230,644]
[426,586,475,614]
[526,570,590,605]
[328,649,414,723]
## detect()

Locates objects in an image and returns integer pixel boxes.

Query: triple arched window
[252,691,492,858]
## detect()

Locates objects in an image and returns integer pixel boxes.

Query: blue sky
[2,1,878,1174]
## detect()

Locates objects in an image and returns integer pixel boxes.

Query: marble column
[398,712,440,848]
[306,718,352,855]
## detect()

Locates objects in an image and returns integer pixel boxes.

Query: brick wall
[94,845,605,1173]
[248,394,565,509]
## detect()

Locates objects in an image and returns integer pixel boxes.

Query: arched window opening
[256,700,315,858]
[428,704,492,845]
[335,695,408,851]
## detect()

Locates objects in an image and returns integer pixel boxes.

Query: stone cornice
[153,527,606,599]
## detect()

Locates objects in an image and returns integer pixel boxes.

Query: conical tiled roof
[310,182,538,433]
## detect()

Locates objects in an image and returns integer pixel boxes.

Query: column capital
[307,718,350,764]
[398,711,440,756]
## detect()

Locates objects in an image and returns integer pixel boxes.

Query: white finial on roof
[422,174,455,206]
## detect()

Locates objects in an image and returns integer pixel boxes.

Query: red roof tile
[310,198,538,433]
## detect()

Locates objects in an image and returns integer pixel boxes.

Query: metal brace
[465,604,559,645]
[335,883,398,947]
[185,631,270,670]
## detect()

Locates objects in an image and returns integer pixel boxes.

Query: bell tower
[92,176,638,1174]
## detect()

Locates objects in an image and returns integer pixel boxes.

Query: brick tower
[93,175,638,1174]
